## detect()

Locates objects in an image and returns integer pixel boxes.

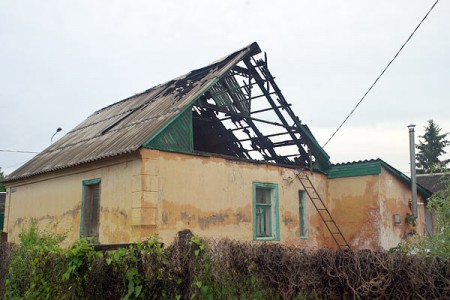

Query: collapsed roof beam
[219,99,282,122]
[197,102,283,163]
[254,60,303,127]
[231,65,250,76]
[243,58,310,165]
[192,106,250,159]
[250,104,291,115]
[238,131,289,142]
[203,103,299,131]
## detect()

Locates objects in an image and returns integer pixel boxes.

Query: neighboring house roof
[6,42,331,182]
[326,159,432,199]
[416,173,448,194]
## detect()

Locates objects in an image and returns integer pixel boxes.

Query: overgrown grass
[1,225,449,299]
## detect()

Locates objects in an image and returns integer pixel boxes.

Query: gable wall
[327,174,381,249]
[378,167,427,249]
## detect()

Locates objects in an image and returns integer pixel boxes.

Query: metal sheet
[6,43,261,182]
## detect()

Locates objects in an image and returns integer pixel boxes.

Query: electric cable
[322,0,440,148]
[0,149,39,154]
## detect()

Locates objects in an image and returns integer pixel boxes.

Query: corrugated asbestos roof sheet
[5,43,261,182]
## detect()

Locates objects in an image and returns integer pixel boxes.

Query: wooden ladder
[295,171,351,250]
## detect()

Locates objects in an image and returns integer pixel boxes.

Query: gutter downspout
[408,124,418,220]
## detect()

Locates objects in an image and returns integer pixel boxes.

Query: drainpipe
[408,124,418,220]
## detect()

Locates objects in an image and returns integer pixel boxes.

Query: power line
[0,149,39,154]
[322,0,440,148]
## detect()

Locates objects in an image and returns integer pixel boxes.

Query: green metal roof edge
[326,159,432,199]
[297,124,331,171]
[379,160,432,199]
[326,161,381,179]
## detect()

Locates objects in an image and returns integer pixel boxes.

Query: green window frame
[253,182,280,241]
[299,190,308,239]
[80,178,101,240]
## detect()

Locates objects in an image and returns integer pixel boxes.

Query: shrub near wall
[1,226,449,299]
[0,241,13,297]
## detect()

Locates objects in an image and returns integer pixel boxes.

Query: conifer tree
[416,120,449,174]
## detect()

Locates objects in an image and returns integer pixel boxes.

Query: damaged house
[2,42,431,250]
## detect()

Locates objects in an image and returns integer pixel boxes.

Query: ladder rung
[296,170,350,250]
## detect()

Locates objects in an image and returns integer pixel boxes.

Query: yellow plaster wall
[378,167,427,249]
[4,148,426,251]
[327,175,381,250]
[326,166,428,250]
[4,155,140,246]
[139,149,331,247]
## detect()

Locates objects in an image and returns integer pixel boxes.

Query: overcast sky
[1,0,449,175]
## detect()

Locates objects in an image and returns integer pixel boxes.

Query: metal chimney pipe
[408,124,418,219]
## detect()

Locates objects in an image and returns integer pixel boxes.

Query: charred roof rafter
[243,57,310,166]
[6,42,332,182]
[191,51,324,168]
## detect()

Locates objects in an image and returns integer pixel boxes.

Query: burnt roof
[6,42,331,182]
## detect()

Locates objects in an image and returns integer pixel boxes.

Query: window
[299,190,308,239]
[253,182,279,241]
[81,179,101,239]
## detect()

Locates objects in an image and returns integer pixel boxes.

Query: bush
[2,225,449,299]
[0,241,13,298]
[4,220,66,299]
[393,173,450,257]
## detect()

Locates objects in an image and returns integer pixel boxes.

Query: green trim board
[326,160,381,179]
[326,159,432,199]
[144,108,193,153]
[252,182,280,241]
[142,78,219,152]
[82,178,101,186]
[298,124,331,171]
[380,160,432,199]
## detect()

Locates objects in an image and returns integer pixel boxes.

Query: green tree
[426,174,450,256]
[416,120,449,174]
[0,167,5,192]
[392,174,450,257]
